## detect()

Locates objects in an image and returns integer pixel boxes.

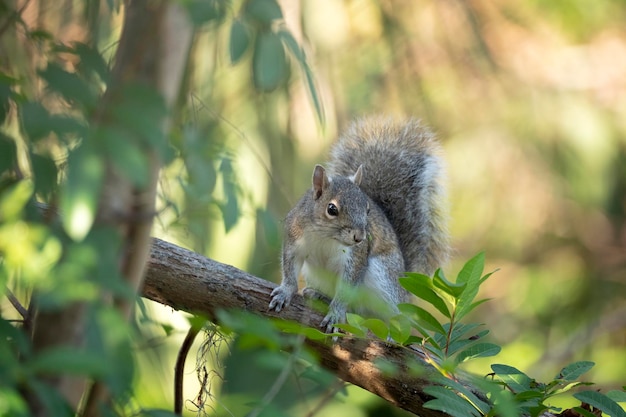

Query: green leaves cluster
[228,0,323,122]
[328,253,500,371]
[295,252,626,417]
[488,362,626,417]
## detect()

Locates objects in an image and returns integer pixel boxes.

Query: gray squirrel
[268,116,449,332]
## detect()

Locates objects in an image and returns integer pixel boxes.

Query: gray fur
[269,117,449,332]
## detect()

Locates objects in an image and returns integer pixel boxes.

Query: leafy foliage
[316,253,626,417]
[0,1,323,416]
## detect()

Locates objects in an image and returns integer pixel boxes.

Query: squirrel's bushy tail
[328,116,449,275]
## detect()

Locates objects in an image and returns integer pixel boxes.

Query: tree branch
[142,238,448,417]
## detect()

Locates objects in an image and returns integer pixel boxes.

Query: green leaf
[432,375,491,414]
[0,180,34,221]
[389,314,411,344]
[573,391,626,417]
[555,361,595,381]
[39,63,97,108]
[219,157,240,232]
[433,268,466,298]
[99,127,149,188]
[398,303,446,335]
[455,342,501,364]
[245,0,283,25]
[333,323,366,338]
[20,101,51,141]
[184,0,227,26]
[253,31,288,92]
[399,275,450,318]
[30,151,58,199]
[455,252,485,320]
[272,319,329,340]
[424,386,482,417]
[607,390,626,404]
[360,318,389,340]
[230,19,251,64]
[457,252,485,284]
[491,364,533,393]
[73,42,110,84]
[549,381,594,396]
[277,28,324,124]
[29,346,110,377]
[0,133,18,174]
[60,142,104,241]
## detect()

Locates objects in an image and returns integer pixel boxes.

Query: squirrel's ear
[312,165,328,200]
[352,164,364,186]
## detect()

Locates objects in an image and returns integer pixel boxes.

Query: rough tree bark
[142,237,450,417]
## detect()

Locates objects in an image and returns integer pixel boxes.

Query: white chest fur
[294,233,352,297]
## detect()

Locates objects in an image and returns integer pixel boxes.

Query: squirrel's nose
[353,229,366,243]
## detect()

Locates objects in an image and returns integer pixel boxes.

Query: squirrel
[268,116,449,333]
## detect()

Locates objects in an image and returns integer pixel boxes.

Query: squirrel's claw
[321,302,347,335]
[269,285,295,312]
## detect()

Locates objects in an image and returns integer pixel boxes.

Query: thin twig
[304,379,346,417]
[5,287,29,319]
[174,325,201,415]
[247,336,305,417]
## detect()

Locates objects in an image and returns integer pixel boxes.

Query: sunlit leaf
[60,142,104,241]
[433,268,465,299]
[0,180,33,221]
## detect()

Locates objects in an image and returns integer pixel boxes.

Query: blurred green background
[2,0,625,415]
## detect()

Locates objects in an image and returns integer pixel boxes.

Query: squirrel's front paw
[320,302,347,334]
[269,285,296,312]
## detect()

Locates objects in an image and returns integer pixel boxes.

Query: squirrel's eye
[327,203,339,216]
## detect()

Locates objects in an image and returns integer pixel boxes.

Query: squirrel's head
[311,164,370,246]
